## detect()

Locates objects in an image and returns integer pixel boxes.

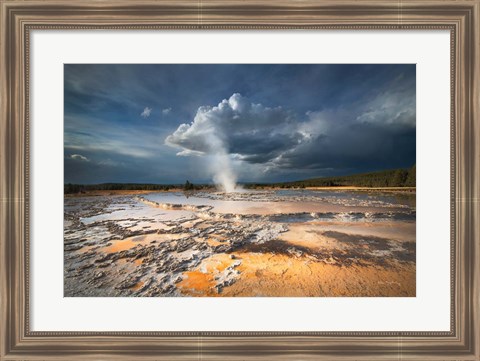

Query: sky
[64,64,416,185]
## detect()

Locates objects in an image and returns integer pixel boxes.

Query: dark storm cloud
[165,79,416,176]
[64,64,416,184]
[165,93,303,156]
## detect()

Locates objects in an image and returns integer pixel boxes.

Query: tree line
[64,181,215,194]
[65,165,415,194]
[245,165,416,189]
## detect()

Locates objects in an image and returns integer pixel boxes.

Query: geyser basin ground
[64,189,416,297]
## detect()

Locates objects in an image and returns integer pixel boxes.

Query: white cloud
[67,143,153,159]
[70,154,89,162]
[162,108,172,115]
[165,93,301,157]
[355,93,416,127]
[141,107,152,118]
[64,114,162,159]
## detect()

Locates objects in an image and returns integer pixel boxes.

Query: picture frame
[1,0,478,359]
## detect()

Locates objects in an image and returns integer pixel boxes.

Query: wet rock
[93,271,105,280]
[64,243,85,252]
[78,263,94,271]
[231,260,242,268]
[287,247,303,258]
[95,254,113,263]
[116,278,140,290]
[324,256,337,265]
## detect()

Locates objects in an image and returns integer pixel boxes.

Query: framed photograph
[63,63,417,299]
[1,0,479,360]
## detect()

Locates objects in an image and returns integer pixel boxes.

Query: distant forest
[247,165,416,189]
[64,165,415,194]
[64,182,212,194]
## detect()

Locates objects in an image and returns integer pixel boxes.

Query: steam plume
[165,95,243,192]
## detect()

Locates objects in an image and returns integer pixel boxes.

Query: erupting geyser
[165,94,249,193]
[210,153,237,193]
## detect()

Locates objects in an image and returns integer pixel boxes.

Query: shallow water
[142,189,415,217]
[79,198,194,225]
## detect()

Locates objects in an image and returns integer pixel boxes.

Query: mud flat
[64,189,416,297]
